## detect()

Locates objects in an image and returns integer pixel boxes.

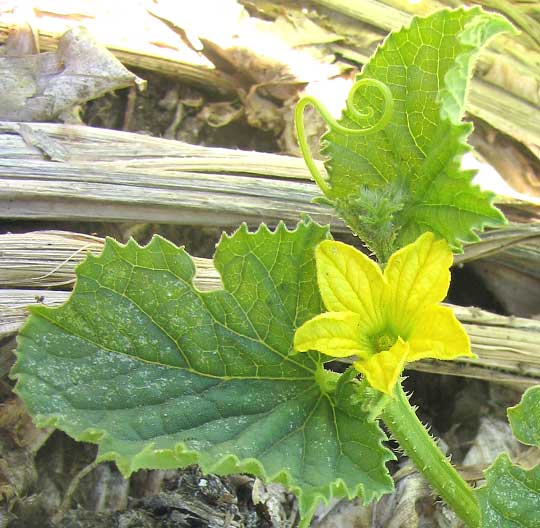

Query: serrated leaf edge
[12,217,394,526]
[319,7,509,251]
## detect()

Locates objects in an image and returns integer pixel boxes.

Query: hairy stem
[381,383,480,527]
[294,78,394,197]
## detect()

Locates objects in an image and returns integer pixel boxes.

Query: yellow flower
[294,232,474,395]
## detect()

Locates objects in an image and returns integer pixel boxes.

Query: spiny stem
[294,78,394,197]
[381,383,481,527]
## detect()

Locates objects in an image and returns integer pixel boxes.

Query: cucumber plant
[12,8,540,527]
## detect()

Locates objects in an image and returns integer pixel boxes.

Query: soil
[0,68,525,528]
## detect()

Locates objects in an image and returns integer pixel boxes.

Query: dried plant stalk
[0,231,220,290]
[1,123,538,230]
[0,123,341,230]
[2,227,540,288]
[2,231,539,390]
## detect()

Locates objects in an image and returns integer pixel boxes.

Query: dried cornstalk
[2,231,539,389]
[2,227,540,289]
[0,231,221,290]
[0,122,341,229]
[0,231,103,288]
[1,122,538,229]
[1,289,68,338]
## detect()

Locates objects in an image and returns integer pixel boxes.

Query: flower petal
[316,240,385,328]
[407,305,474,362]
[384,232,453,333]
[353,337,409,395]
[294,311,371,358]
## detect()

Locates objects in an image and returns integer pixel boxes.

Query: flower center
[375,334,396,353]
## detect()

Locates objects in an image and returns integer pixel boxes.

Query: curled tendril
[294,79,394,196]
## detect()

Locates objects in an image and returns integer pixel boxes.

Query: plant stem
[381,383,481,528]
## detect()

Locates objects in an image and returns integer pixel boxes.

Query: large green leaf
[507,386,540,447]
[476,386,540,526]
[322,8,514,252]
[12,219,394,526]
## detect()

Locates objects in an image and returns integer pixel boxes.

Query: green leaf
[507,386,540,447]
[475,387,540,526]
[476,454,540,527]
[322,8,514,252]
[12,219,394,526]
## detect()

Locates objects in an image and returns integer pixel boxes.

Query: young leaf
[321,8,514,252]
[12,219,394,526]
[475,387,540,526]
[476,454,540,527]
[507,385,540,447]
